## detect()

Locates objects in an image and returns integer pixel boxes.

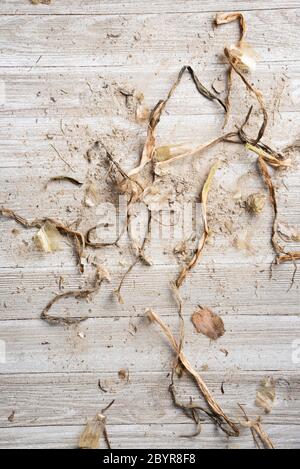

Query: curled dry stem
[215,12,247,126]
[129,66,226,177]
[41,266,110,325]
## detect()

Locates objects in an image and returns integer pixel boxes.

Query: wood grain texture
[0,1,299,449]
[0,10,299,67]
[0,1,299,15]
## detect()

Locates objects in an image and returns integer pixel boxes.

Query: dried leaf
[246,143,291,169]
[34,221,63,253]
[255,377,276,414]
[79,400,114,450]
[191,306,225,340]
[79,415,104,449]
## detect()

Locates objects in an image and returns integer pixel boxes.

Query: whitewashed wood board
[0,1,300,449]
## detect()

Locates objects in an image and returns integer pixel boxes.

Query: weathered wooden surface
[0,1,300,449]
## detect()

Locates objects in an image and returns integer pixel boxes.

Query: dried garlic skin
[246,192,266,215]
[255,377,276,414]
[34,221,63,252]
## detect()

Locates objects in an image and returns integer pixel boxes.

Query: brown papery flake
[191,307,225,340]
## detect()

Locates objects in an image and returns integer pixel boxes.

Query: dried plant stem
[156,132,237,167]
[224,50,267,144]
[41,267,109,325]
[238,404,275,449]
[0,207,85,273]
[115,210,152,304]
[215,12,247,126]
[129,66,226,177]
[176,161,219,288]
[147,309,239,436]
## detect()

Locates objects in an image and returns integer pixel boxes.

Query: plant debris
[41,266,110,325]
[34,221,64,253]
[191,306,225,340]
[30,0,51,4]
[176,161,219,287]
[246,192,266,215]
[78,400,114,450]
[84,182,99,208]
[146,308,239,436]
[118,368,129,381]
[45,176,83,188]
[1,10,298,450]
[0,208,85,273]
[8,410,15,422]
[129,66,226,177]
[255,377,276,414]
[239,404,274,449]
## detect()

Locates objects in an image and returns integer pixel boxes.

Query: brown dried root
[129,66,227,177]
[0,207,85,273]
[238,404,275,449]
[146,308,239,436]
[78,400,114,449]
[176,161,219,288]
[41,266,110,325]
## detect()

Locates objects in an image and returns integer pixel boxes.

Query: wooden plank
[0,63,299,118]
[0,422,299,449]
[1,1,299,15]
[0,10,299,67]
[0,315,299,373]
[0,371,298,428]
[0,262,299,320]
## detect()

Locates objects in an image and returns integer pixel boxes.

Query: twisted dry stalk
[146,308,239,437]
